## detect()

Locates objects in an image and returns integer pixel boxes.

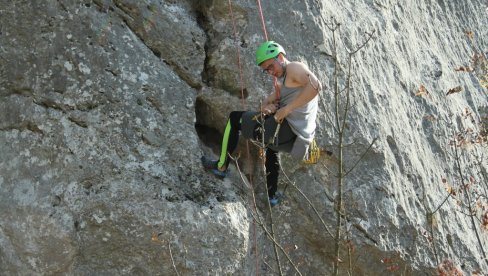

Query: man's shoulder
[287,61,309,74]
[288,61,308,68]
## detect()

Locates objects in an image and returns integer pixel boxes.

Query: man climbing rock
[202,41,322,206]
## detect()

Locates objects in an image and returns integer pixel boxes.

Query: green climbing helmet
[255,41,286,65]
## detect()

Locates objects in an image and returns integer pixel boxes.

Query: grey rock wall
[0,0,487,275]
[0,1,248,275]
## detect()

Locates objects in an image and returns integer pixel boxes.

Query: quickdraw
[303,139,321,164]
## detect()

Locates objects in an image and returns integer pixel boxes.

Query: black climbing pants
[217,111,296,198]
[265,147,279,198]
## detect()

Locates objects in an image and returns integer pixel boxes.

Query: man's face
[260,58,279,77]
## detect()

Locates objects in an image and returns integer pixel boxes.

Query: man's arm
[263,91,277,105]
[261,85,280,114]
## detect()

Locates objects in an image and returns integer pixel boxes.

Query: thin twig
[331,21,344,276]
[257,112,285,276]
[168,241,180,276]
[343,137,378,177]
[430,192,452,215]
[452,141,488,266]
[320,95,340,134]
[347,31,376,56]
[234,158,303,276]
[280,167,334,238]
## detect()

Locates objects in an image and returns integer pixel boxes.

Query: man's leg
[202,111,244,178]
[265,147,280,198]
[217,111,244,169]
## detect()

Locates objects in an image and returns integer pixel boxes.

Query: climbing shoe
[201,156,218,169]
[201,156,227,179]
[269,197,279,207]
[210,168,227,179]
[269,192,283,207]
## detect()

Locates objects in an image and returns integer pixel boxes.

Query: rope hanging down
[227,0,247,109]
[227,0,260,274]
[255,0,281,105]
[256,0,268,41]
[227,0,277,274]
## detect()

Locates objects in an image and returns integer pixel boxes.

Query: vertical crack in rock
[194,97,224,155]
[191,2,250,152]
[193,6,221,152]
[195,6,212,87]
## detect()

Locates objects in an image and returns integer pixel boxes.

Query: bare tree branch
[280,168,334,238]
[168,241,180,276]
[452,141,488,266]
[233,147,303,276]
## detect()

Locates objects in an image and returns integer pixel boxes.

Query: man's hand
[261,103,277,115]
[274,106,291,123]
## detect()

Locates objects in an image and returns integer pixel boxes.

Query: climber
[201,41,322,206]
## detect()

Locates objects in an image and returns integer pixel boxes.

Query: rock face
[0,0,487,275]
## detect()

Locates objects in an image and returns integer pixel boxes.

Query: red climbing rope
[228,0,247,109]
[227,0,258,274]
[256,0,269,41]
[255,0,280,102]
[228,1,275,275]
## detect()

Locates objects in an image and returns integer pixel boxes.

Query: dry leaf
[481,212,488,231]
[446,86,463,95]
[415,85,429,97]
[446,184,457,196]
[387,265,400,271]
[454,66,473,72]
[465,30,474,40]
[481,79,488,89]
[476,199,483,209]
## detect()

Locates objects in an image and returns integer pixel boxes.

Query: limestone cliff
[0,0,487,274]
